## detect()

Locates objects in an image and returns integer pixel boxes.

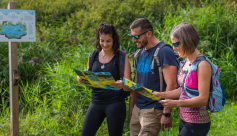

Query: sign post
[8,2,19,136]
[0,2,35,135]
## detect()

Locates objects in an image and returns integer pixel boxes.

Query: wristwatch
[163,113,171,117]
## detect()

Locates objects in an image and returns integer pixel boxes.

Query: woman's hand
[159,100,178,109]
[152,92,162,98]
[110,80,124,89]
[77,76,86,84]
[152,91,166,99]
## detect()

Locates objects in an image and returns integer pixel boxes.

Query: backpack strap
[195,56,214,92]
[182,56,206,98]
[133,49,142,83]
[119,50,130,99]
[88,49,97,71]
[179,58,187,68]
[151,42,172,92]
[118,50,126,79]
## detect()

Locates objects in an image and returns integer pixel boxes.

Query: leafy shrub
[0,0,91,25]
[163,2,237,58]
[160,2,237,98]
[1,0,237,135]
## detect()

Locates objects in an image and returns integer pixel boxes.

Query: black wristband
[163,113,171,117]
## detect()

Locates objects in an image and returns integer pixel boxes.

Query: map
[123,77,160,100]
[73,68,120,91]
[0,9,35,42]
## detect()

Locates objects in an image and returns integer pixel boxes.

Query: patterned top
[178,71,210,123]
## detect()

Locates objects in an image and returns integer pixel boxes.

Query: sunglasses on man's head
[130,30,152,40]
[172,42,180,47]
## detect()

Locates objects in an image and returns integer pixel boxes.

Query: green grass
[0,100,236,135]
[159,100,237,136]
[0,0,237,135]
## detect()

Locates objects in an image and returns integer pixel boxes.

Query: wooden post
[8,2,19,136]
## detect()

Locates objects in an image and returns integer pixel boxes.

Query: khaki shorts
[130,105,163,136]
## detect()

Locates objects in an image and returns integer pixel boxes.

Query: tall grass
[1,60,93,135]
[161,2,237,98]
[0,0,237,135]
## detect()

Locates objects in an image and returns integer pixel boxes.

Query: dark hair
[170,22,199,55]
[95,23,120,54]
[130,18,153,34]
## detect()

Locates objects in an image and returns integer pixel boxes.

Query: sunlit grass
[0,0,237,135]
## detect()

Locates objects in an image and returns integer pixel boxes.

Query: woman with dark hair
[77,23,131,136]
[153,22,211,136]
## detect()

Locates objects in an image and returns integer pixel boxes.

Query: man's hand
[129,105,133,119]
[160,115,172,131]
[129,90,137,119]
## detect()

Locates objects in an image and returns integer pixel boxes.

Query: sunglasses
[172,42,180,47]
[130,30,152,40]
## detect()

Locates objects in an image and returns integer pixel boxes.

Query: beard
[137,36,148,49]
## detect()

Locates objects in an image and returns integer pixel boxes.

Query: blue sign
[0,9,35,42]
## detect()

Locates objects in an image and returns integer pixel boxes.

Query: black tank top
[91,51,124,104]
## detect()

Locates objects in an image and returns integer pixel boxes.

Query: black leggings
[80,100,126,136]
[178,119,210,136]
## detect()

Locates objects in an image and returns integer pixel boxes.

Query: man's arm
[160,64,177,131]
[129,90,137,118]
[129,72,138,118]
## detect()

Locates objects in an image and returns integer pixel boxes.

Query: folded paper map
[73,68,119,90]
[123,77,160,100]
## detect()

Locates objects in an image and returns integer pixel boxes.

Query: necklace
[101,64,105,69]
[180,53,202,75]
[100,50,114,69]
[187,53,202,66]
[101,57,108,69]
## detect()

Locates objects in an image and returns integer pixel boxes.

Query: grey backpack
[133,42,180,92]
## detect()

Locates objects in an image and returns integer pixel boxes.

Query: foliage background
[0,0,237,135]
